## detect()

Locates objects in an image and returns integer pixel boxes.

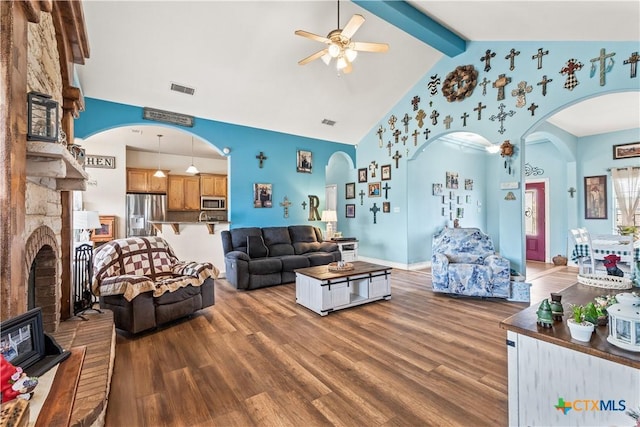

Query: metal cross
[376,125,385,148]
[443,115,453,130]
[423,128,431,140]
[358,189,366,205]
[568,187,576,198]
[369,161,378,178]
[474,102,486,120]
[393,129,401,144]
[480,49,496,72]
[401,136,408,146]
[428,75,441,96]
[528,103,538,116]
[623,51,639,78]
[280,196,292,218]
[492,74,512,101]
[489,103,516,135]
[386,141,393,156]
[479,77,490,96]
[256,151,267,168]
[411,95,420,111]
[511,81,532,108]
[505,48,520,71]
[392,150,402,168]
[415,109,426,128]
[537,75,553,96]
[388,115,397,130]
[370,203,380,224]
[532,48,549,69]
[301,200,307,210]
[460,112,469,127]
[412,129,419,146]
[382,183,391,199]
[590,48,616,86]
[402,113,411,133]
[430,110,439,126]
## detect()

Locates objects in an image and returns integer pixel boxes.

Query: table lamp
[321,210,337,240]
[73,210,101,242]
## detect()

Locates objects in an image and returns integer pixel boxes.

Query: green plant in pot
[567,304,595,342]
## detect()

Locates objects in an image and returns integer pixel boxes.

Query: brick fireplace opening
[25,225,61,333]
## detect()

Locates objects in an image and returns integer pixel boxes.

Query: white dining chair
[569,228,596,274]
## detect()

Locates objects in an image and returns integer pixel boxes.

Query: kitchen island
[500,283,639,426]
[150,221,230,276]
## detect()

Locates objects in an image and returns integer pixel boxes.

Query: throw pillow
[247,235,268,258]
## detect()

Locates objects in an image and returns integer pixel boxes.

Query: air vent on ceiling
[170,82,196,96]
[321,119,336,126]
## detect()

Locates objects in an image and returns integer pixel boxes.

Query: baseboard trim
[357,256,431,271]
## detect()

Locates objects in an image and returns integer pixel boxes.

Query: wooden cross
[369,161,378,178]
[623,51,639,78]
[401,135,408,146]
[388,115,397,130]
[480,49,496,72]
[415,109,426,128]
[430,110,439,126]
[280,196,292,218]
[474,102,486,120]
[428,74,441,96]
[376,125,385,148]
[532,48,549,69]
[301,201,307,210]
[386,141,393,156]
[528,103,538,116]
[560,59,584,91]
[443,115,453,130]
[382,183,391,199]
[358,189,366,205]
[511,81,532,108]
[411,95,420,111]
[492,74,512,101]
[412,129,419,146]
[479,77,490,96]
[370,203,380,224]
[256,151,267,168]
[392,150,402,168]
[590,48,616,86]
[402,113,411,133]
[393,129,401,144]
[537,75,553,96]
[460,112,469,127]
[423,128,431,140]
[505,48,520,71]
[489,103,516,135]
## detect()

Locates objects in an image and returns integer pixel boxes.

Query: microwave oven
[201,197,226,210]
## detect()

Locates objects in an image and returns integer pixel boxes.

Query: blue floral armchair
[431,227,510,298]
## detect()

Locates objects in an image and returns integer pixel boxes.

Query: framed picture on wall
[446,171,459,189]
[612,142,640,159]
[465,179,474,190]
[296,150,312,173]
[254,183,273,208]
[345,182,356,199]
[92,215,116,243]
[432,183,443,196]
[383,201,390,213]
[584,175,607,219]
[358,168,367,183]
[346,204,356,218]
[368,182,381,197]
[381,164,392,181]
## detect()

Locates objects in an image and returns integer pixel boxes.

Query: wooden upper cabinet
[200,174,227,197]
[167,175,200,211]
[126,168,167,193]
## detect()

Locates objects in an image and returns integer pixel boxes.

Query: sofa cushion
[278,255,310,271]
[247,235,269,258]
[248,257,282,275]
[227,227,263,254]
[307,252,335,266]
[155,282,201,305]
[293,241,322,254]
[262,227,295,256]
[288,225,318,243]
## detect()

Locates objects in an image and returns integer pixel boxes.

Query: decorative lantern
[27,92,59,142]
[607,292,640,352]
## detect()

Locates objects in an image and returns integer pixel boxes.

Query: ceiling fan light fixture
[336,56,347,70]
[321,53,332,66]
[345,48,357,62]
[328,43,341,58]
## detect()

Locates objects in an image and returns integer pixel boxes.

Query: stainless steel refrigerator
[126,194,166,237]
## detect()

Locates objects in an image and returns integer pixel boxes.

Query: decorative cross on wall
[505,48,520,71]
[392,150,402,168]
[382,183,391,199]
[532,48,549,69]
[386,141,393,156]
[388,115,397,130]
[415,109,426,128]
[590,48,615,86]
[423,128,431,140]
[370,203,380,224]
[511,81,532,108]
[479,77,490,96]
[428,75,441,96]
[412,129,419,146]
[369,161,378,178]
[376,125,385,148]
[560,58,584,91]
[474,102,486,120]
[393,129,401,144]
[280,196,292,218]
[492,74,512,101]
[256,151,267,168]
[460,112,469,127]
[537,75,553,96]
[411,95,420,111]
[528,103,538,116]
[401,135,408,146]
[443,115,453,130]
[480,49,496,72]
[402,113,412,133]
[623,51,639,78]
[430,110,439,126]
[358,189,366,206]
[301,201,307,210]
[489,103,516,135]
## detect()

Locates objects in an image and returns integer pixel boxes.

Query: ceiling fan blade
[294,30,330,44]
[341,14,365,39]
[352,41,389,53]
[299,48,329,66]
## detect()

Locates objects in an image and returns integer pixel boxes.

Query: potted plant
[567,304,595,342]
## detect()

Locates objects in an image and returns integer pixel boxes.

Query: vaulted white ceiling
[76,1,640,157]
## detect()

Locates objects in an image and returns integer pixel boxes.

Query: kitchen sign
[85,155,116,169]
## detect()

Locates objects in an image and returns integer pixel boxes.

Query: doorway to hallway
[525,181,547,262]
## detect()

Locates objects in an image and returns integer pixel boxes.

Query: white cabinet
[333,240,358,261]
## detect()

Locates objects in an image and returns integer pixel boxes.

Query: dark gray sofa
[221,225,341,289]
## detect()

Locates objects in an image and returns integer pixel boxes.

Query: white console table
[330,239,358,261]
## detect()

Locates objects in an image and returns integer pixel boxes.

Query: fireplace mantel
[26,141,88,191]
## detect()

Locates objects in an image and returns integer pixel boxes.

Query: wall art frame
[358,168,368,183]
[383,202,390,213]
[465,179,474,190]
[446,171,459,189]
[584,175,607,220]
[345,182,356,199]
[432,183,443,196]
[254,183,273,208]
[92,215,116,243]
[368,182,381,197]
[381,164,392,181]
[296,149,312,173]
[346,204,356,218]
[612,142,640,159]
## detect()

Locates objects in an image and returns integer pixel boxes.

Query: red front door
[525,182,546,261]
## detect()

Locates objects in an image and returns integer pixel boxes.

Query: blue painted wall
[74,98,356,229]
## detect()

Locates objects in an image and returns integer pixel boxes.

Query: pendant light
[185,136,199,174]
[153,134,166,178]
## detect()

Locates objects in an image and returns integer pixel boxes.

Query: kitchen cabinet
[126,168,167,193]
[168,175,200,211]
[200,174,227,197]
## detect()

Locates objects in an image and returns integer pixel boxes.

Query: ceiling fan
[295,1,389,74]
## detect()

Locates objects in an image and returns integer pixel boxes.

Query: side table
[328,240,358,261]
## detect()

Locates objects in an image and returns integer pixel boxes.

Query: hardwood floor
[105,264,579,427]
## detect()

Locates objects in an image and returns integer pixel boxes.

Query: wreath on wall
[441,65,478,102]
